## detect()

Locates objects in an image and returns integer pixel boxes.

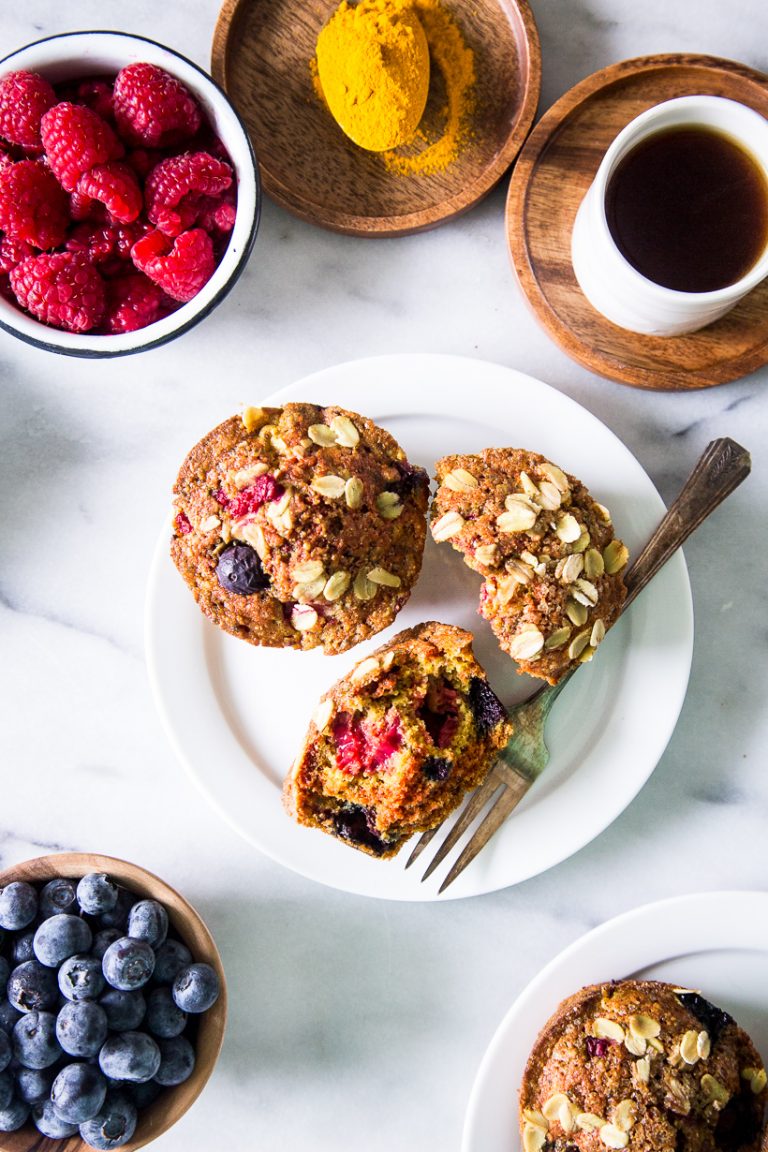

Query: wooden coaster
[212,0,540,236]
[506,54,768,391]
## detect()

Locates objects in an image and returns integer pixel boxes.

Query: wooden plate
[506,54,768,391]
[212,0,540,235]
[0,853,226,1152]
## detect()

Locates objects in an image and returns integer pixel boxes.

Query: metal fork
[406,437,751,893]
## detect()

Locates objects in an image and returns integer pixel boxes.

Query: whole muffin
[283,621,513,857]
[431,449,629,683]
[171,403,429,654]
[520,980,767,1152]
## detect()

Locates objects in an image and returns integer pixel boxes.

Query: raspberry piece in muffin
[283,622,513,856]
[170,403,430,654]
[520,979,767,1152]
[431,449,629,684]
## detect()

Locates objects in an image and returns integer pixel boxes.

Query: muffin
[171,403,429,654]
[283,621,513,857]
[431,449,629,683]
[520,979,767,1152]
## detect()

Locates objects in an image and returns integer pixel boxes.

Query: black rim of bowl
[0,29,261,358]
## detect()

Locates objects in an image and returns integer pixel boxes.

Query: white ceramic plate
[463,890,768,1151]
[145,354,693,901]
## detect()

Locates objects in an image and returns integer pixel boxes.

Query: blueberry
[152,938,192,985]
[51,1061,107,1124]
[7,960,59,1012]
[102,937,155,991]
[675,991,734,1043]
[98,1032,161,1083]
[422,756,452,781]
[125,1079,161,1109]
[56,1000,109,1058]
[468,676,508,735]
[0,882,37,931]
[127,900,168,949]
[0,1031,10,1073]
[0,1071,12,1110]
[145,986,187,1039]
[99,988,146,1032]
[59,954,106,1002]
[79,1091,138,1150]
[77,873,119,916]
[331,805,391,855]
[39,877,78,919]
[34,913,92,968]
[91,928,123,960]
[172,962,220,1014]
[33,1097,79,1138]
[154,1035,195,1086]
[215,541,269,595]
[0,1002,21,1035]
[15,1064,56,1105]
[0,956,9,993]
[97,888,136,932]
[0,1094,29,1131]
[11,931,35,964]
[12,1010,61,1069]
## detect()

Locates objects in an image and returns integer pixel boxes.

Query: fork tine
[420,770,504,883]
[403,826,439,869]
[437,769,532,894]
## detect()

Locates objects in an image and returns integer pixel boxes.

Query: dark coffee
[605,125,768,293]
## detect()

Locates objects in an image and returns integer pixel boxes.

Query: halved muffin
[431,449,629,683]
[283,621,512,856]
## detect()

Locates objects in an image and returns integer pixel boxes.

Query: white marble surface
[1,1,768,1149]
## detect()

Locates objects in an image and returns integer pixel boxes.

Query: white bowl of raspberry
[0,31,260,356]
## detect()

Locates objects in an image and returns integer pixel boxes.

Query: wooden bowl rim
[505,52,768,390]
[211,0,542,236]
[0,852,227,1152]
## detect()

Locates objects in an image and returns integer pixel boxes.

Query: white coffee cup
[571,95,768,336]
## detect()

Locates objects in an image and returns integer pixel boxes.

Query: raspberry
[194,188,237,234]
[145,152,233,236]
[104,272,165,333]
[229,475,284,520]
[74,78,114,123]
[174,511,192,536]
[0,160,69,249]
[125,148,162,180]
[131,227,215,303]
[0,71,56,149]
[65,222,119,264]
[76,162,142,224]
[332,713,367,774]
[0,234,34,274]
[113,63,201,148]
[9,251,105,332]
[40,102,123,193]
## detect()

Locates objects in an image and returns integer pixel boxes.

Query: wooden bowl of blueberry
[0,853,226,1150]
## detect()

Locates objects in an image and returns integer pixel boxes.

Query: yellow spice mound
[316,0,430,152]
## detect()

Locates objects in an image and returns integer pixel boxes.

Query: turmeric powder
[313,0,476,177]
[315,0,430,152]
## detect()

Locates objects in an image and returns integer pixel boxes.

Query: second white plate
[145,354,693,900]
[463,890,768,1151]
